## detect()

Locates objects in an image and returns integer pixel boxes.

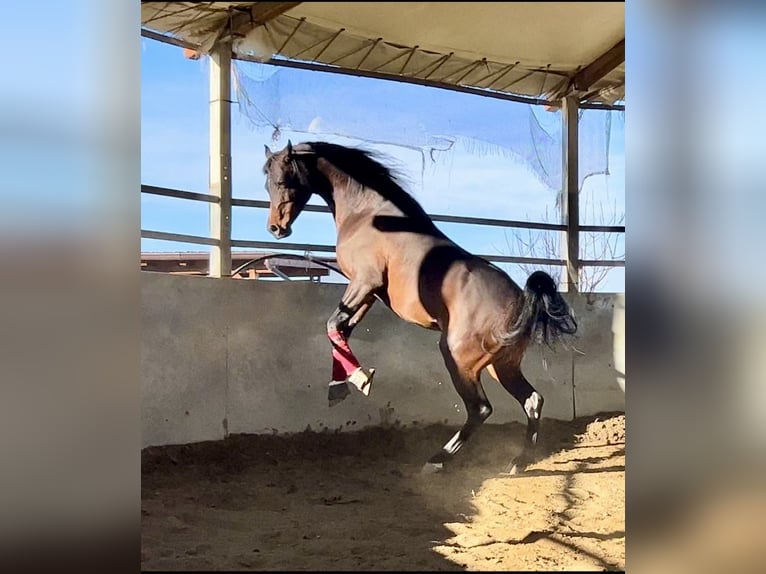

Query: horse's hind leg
[487,361,544,474]
[424,335,493,472]
[326,281,378,406]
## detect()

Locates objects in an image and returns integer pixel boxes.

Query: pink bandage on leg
[328,329,361,381]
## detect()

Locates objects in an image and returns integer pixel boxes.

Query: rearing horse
[262,140,577,473]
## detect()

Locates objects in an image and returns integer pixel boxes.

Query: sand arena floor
[142,412,625,571]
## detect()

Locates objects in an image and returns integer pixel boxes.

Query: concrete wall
[142,273,625,448]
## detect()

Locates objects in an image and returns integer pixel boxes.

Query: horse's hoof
[347,367,375,396]
[421,462,444,475]
[328,381,351,407]
[506,457,529,475]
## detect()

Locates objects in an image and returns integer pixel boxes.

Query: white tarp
[141,2,625,105]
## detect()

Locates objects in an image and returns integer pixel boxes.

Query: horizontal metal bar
[580,224,625,233]
[231,198,271,209]
[146,186,625,234]
[579,102,625,111]
[431,213,565,231]
[261,57,627,110]
[482,255,565,266]
[141,28,197,50]
[484,256,624,267]
[232,198,329,214]
[231,241,565,267]
[231,195,574,232]
[230,239,337,253]
[143,232,623,268]
[142,29,551,106]
[147,184,576,232]
[580,259,625,268]
[141,230,219,246]
[141,185,625,265]
[142,184,219,203]
[259,55,555,107]
[141,28,626,112]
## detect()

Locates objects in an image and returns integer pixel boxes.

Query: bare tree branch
[504,189,624,292]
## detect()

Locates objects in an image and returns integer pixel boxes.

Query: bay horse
[262,140,577,473]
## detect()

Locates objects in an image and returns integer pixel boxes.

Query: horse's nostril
[269,224,279,234]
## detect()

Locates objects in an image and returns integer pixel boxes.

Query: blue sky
[141,38,624,291]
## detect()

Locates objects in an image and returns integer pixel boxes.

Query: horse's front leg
[326,283,377,407]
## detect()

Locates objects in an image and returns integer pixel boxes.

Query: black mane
[305,142,433,222]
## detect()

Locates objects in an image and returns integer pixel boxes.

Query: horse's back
[338,206,522,337]
[384,237,522,335]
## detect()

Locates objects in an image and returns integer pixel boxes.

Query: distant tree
[502,192,624,293]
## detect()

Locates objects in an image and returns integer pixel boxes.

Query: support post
[561,96,580,292]
[208,40,232,277]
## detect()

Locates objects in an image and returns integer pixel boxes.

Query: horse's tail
[498,271,578,348]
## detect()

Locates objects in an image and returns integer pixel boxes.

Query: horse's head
[262,140,313,239]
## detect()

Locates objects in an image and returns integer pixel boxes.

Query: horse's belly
[386,286,440,330]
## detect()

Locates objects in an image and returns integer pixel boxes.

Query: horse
[262,140,577,473]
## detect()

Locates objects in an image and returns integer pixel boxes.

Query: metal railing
[141,184,625,278]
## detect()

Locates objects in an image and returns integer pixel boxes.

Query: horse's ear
[264,144,273,159]
[286,140,293,157]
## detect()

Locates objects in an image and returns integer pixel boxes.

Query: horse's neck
[327,184,370,221]
[319,170,387,228]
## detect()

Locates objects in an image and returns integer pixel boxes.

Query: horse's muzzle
[268,224,292,239]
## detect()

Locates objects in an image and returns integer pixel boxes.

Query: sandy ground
[142,413,625,571]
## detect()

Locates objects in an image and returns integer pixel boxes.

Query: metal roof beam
[573,38,625,91]
[548,38,624,102]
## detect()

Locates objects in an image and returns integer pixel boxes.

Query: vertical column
[208,40,232,278]
[561,95,580,292]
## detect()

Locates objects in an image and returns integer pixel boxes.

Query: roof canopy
[141,2,625,107]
